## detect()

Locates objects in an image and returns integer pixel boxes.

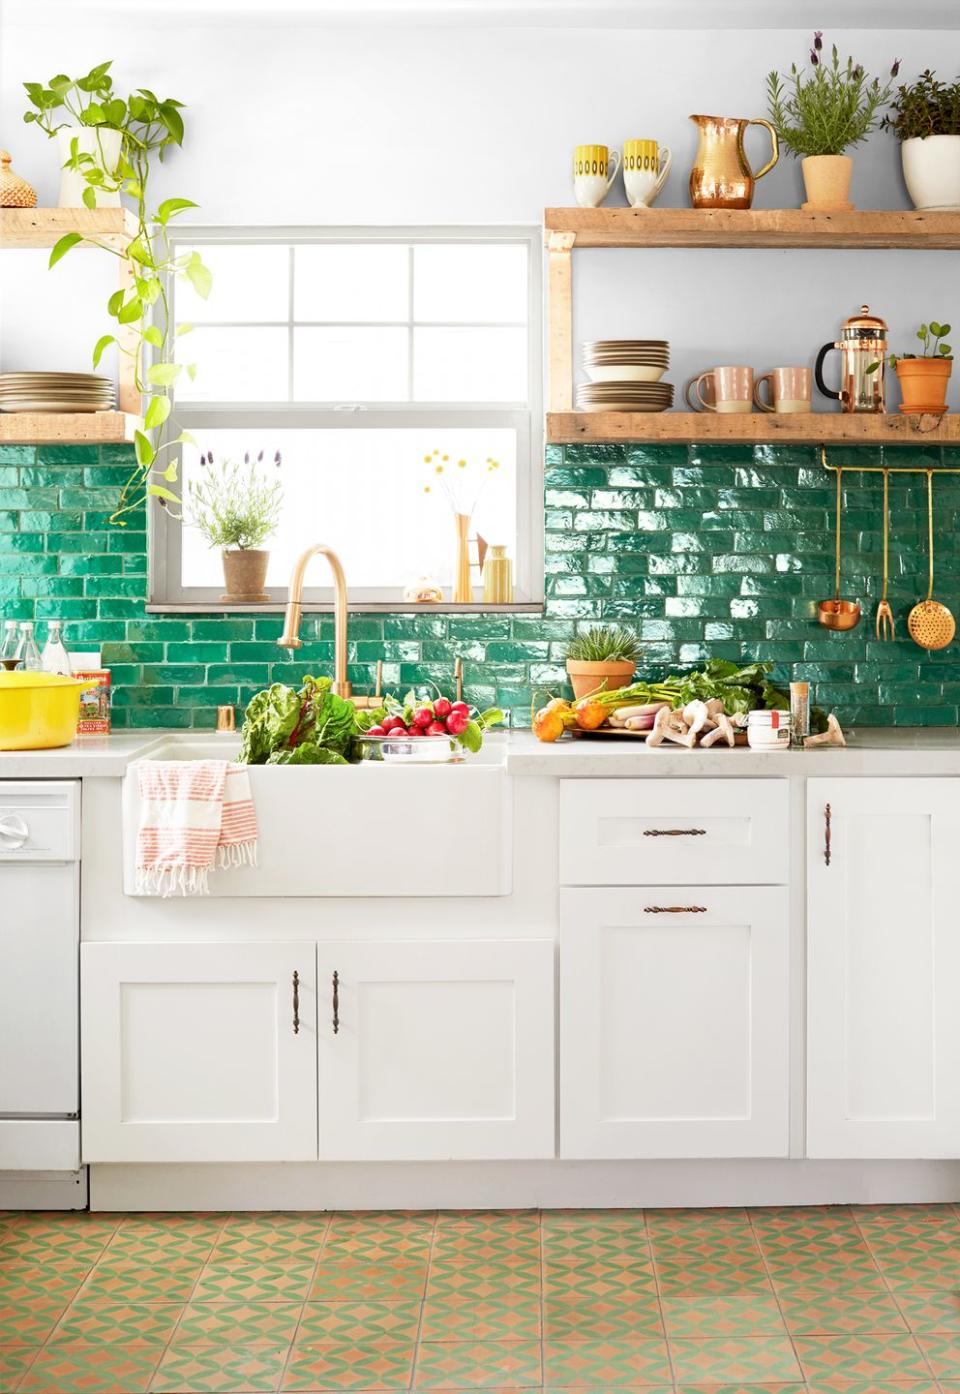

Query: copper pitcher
[689,114,779,209]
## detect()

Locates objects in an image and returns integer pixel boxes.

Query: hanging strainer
[908,470,955,651]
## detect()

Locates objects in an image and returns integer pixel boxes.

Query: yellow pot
[0,672,89,750]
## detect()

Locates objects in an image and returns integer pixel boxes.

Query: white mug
[572,144,621,209]
[623,140,672,209]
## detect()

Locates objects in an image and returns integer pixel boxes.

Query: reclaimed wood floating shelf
[544,207,960,249]
[0,412,139,445]
[0,206,137,251]
[547,412,960,445]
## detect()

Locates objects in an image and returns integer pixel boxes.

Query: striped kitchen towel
[136,759,258,896]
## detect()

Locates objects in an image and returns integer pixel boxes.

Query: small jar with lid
[747,708,792,751]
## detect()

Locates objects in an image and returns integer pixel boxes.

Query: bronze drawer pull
[644,905,708,914]
[642,828,707,837]
[292,970,300,1035]
[332,970,340,1035]
[824,802,832,866]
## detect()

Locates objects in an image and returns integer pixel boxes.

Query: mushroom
[701,712,736,748]
[803,713,846,749]
[661,711,698,748]
[646,705,674,748]
[682,700,712,737]
[704,697,726,721]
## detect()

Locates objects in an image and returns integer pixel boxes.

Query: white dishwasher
[0,780,81,1189]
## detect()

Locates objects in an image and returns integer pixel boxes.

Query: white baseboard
[90,1159,960,1213]
[0,1169,87,1210]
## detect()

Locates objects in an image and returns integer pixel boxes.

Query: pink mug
[688,365,754,414]
[754,366,812,414]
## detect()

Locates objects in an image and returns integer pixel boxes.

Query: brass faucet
[277,544,352,697]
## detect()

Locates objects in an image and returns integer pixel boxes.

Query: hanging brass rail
[819,444,960,476]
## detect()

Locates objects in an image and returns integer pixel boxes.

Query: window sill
[145,600,544,615]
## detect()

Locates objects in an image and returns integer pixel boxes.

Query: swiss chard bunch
[240,676,357,766]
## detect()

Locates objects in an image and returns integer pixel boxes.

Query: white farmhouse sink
[122,737,511,898]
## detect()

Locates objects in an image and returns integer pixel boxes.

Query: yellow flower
[457,459,467,469]
[422,455,432,463]
[424,485,431,493]
[435,465,444,474]
[442,454,449,461]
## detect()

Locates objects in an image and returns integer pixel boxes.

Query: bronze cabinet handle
[642,828,707,838]
[824,803,832,866]
[292,970,300,1035]
[332,970,340,1036]
[644,905,708,914]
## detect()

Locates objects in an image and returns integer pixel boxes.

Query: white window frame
[148,224,543,613]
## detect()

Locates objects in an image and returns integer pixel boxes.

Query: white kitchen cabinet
[807,777,960,1159]
[81,943,317,1163]
[560,887,789,1158]
[316,940,555,1160]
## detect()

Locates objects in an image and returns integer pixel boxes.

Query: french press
[815,305,888,413]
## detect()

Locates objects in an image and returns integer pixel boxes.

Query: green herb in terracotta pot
[868,321,954,415]
[767,33,899,211]
[564,624,642,701]
[187,451,283,603]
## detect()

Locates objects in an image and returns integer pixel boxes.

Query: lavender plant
[767,33,900,157]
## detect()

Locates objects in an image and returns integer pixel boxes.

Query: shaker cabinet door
[81,943,317,1163]
[560,887,789,1159]
[316,940,555,1161]
[807,778,960,1158]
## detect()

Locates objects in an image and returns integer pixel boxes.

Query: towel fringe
[217,839,258,870]
[135,863,210,898]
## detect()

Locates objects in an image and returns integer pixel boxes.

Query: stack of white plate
[576,380,675,412]
[0,372,115,414]
[582,339,670,383]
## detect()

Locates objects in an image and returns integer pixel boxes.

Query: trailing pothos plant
[23,60,211,524]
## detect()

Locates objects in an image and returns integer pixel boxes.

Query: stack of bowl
[576,339,673,412]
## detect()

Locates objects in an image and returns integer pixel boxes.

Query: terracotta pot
[895,358,953,415]
[566,659,636,701]
[221,549,270,602]
[801,154,853,211]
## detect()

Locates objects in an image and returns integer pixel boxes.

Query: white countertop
[3,726,960,779]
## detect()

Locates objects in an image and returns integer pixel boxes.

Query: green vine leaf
[143,325,163,348]
[185,255,212,299]
[156,196,197,224]
[147,484,180,503]
[107,289,124,317]
[92,334,115,369]
[117,297,142,325]
[144,396,171,430]
[134,430,156,468]
[48,232,82,268]
[147,362,182,387]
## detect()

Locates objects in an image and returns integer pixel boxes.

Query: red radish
[426,720,447,736]
[381,714,405,733]
[434,697,452,718]
[406,726,422,737]
[450,701,469,717]
[413,706,433,728]
[445,710,468,736]
[367,725,386,736]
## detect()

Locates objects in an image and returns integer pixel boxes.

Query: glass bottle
[15,622,43,672]
[0,620,20,671]
[42,620,72,676]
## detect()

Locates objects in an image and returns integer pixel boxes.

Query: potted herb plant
[883,70,960,211]
[869,321,954,415]
[767,33,899,211]
[187,451,283,603]
[564,624,641,701]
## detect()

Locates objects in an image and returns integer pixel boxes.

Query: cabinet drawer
[559,778,788,885]
[0,781,79,862]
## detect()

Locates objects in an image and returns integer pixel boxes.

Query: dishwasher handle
[0,815,29,851]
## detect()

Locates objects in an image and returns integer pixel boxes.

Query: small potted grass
[564,624,641,701]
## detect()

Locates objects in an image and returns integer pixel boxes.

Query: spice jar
[747,709,792,751]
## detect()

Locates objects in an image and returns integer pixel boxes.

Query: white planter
[56,126,122,208]
[902,134,960,211]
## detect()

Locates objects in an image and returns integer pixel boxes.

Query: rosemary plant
[767,33,900,157]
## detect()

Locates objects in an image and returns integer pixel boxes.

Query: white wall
[2,17,958,401]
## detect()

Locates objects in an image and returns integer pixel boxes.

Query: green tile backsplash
[4,439,960,729]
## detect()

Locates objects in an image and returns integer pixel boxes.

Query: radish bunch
[358,692,504,754]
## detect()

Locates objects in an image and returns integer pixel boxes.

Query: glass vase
[452,512,472,603]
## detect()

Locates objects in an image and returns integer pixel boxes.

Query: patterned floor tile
[0,1345,38,1388]
[543,1292,663,1341]
[894,1287,960,1332]
[436,1209,538,1230]
[776,1284,908,1335]
[310,1256,429,1302]
[17,1342,163,1392]
[323,1230,432,1262]
[913,1332,960,1377]
[541,1210,646,1232]
[675,1386,806,1394]
[172,1301,302,1346]
[853,1204,959,1228]
[803,1385,939,1393]
[762,1251,883,1287]
[329,1211,434,1233]
[420,1294,541,1342]
[283,1340,415,1390]
[0,1298,67,1344]
[192,1258,315,1302]
[414,1339,541,1389]
[298,1301,423,1344]
[76,1257,202,1303]
[211,1230,325,1264]
[151,1343,288,1392]
[428,1264,540,1303]
[660,1291,788,1337]
[431,1233,538,1265]
[542,1228,651,1262]
[543,1337,671,1386]
[102,1232,216,1265]
[116,1214,225,1239]
[794,1332,932,1381]
[750,1206,854,1230]
[0,1230,111,1265]
[0,1259,93,1301]
[647,1208,751,1231]
[48,1302,183,1346]
[669,1335,803,1383]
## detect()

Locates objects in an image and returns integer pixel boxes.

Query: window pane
[413,244,527,323]
[295,245,409,322]
[180,428,517,593]
[176,244,288,323]
[292,327,409,401]
[176,327,289,402]
[413,327,527,401]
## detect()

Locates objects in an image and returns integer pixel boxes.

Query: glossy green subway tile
[37,444,99,464]
[0,445,36,463]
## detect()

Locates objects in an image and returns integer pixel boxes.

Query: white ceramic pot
[56,126,122,208]
[901,135,960,211]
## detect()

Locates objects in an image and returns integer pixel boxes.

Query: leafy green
[239,676,356,766]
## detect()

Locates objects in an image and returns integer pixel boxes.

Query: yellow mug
[572,143,621,208]
[623,139,672,208]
